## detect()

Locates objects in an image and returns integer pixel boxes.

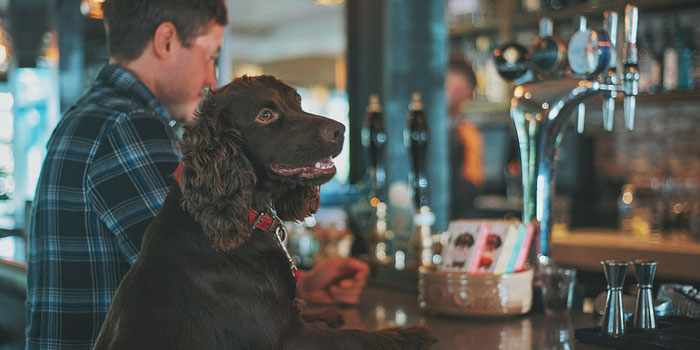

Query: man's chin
[168,104,199,125]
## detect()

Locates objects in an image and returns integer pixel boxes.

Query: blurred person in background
[26,1,367,349]
[446,52,484,220]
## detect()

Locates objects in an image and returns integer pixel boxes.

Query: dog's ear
[178,101,256,250]
[273,185,320,222]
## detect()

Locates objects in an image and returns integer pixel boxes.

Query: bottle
[662,178,676,234]
[362,94,392,264]
[677,27,694,91]
[693,27,700,88]
[312,208,353,259]
[647,29,664,92]
[637,31,653,93]
[362,94,387,202]
[522,0,540,12]
[405,92,429,211]
[650,178,664,237]
[618,184,635,234]
[474,36,491,100]
[405,92,434,267]
[662,17,678,91]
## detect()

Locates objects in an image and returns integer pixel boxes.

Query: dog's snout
[322,121,345,143]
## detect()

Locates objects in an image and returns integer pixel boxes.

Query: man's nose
[205,64,218,88]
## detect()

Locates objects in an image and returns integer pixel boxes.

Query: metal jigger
[602,260,629,336]
[633,260,658,330]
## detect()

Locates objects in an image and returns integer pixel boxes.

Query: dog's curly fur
[93,75,436,349]
[178,76,323,250]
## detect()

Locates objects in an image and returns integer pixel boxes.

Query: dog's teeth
[315,162,321,169]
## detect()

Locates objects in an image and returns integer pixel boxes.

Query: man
[446,52,483,219]
[26,1,367,348]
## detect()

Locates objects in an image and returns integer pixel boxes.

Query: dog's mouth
[270,156,336,178]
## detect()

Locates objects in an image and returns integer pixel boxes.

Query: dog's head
[178,75,345,250]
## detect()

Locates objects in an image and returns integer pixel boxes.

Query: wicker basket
[418,266,533,317]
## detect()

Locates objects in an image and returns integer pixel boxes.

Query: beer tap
[568,14,613,133]
[363,94,392,263]
[497,5,639,266]
[531,18,567,79]
[364,94,387,202]
[405,92,435,267]
[573,16,588,134]
[623,5,639,131]
[602,11,619,131]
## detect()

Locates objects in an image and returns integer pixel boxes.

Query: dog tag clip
[273,217,299,283]
[269,204,299,283]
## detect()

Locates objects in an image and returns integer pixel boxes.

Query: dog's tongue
[271,157,336,178]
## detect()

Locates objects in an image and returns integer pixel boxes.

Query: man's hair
[448,52,477,89]
[102,0,228,62]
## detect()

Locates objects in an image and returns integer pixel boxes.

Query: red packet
[467,224,490,274]
[441,221,481,271]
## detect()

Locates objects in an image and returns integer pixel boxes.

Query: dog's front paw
[380,326,437,349]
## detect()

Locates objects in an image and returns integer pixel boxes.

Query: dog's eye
[256,109,278,124]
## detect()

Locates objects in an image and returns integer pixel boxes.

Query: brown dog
[93,75,436,349]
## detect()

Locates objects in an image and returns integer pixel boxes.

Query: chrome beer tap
[574,16,587,134]
[602,11,619,131]
[363,94,392,264]
[623,5,639,131]
[502,5,639,266]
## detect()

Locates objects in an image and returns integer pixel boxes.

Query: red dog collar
[248,208,281,232]
[172,160,280,232]
[173,160,184,183]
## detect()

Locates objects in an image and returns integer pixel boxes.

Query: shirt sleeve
[86,111,179,265]
[457,122,484,187]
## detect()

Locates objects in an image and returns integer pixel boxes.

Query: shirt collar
[95,64,173,122]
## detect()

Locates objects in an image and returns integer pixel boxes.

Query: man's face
[160,20,224,124]
[445,70,473,117]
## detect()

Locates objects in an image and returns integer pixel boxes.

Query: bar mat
[575,317,700,350]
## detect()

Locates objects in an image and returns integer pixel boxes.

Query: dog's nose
[321,121,345,144]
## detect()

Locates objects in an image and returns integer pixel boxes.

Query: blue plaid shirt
[26,64,180,350]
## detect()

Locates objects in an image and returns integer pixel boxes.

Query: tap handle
[539,17,553,37]
[577,103,585,134]
[603,98,615,131]
[623,5,639,68]
[624,96,636,130]
[604,11,618,67]
[624,5,638,54]
[623,5,639,131]
[602,11,619,131]
[577,16,587,32]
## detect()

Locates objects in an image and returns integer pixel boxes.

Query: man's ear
[153,22,178,59]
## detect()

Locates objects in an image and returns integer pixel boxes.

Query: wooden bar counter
[552,229,700,282]
[7,232,700,349]
[323,284,607,350]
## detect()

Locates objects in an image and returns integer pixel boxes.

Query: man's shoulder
[61,87,169,133]
[45,88,174,161]
[77,85,160,119]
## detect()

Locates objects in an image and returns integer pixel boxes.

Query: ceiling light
[313,0,345,5]
[81,0,105,19]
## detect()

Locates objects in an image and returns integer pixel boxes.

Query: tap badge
[494,43,530,81]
